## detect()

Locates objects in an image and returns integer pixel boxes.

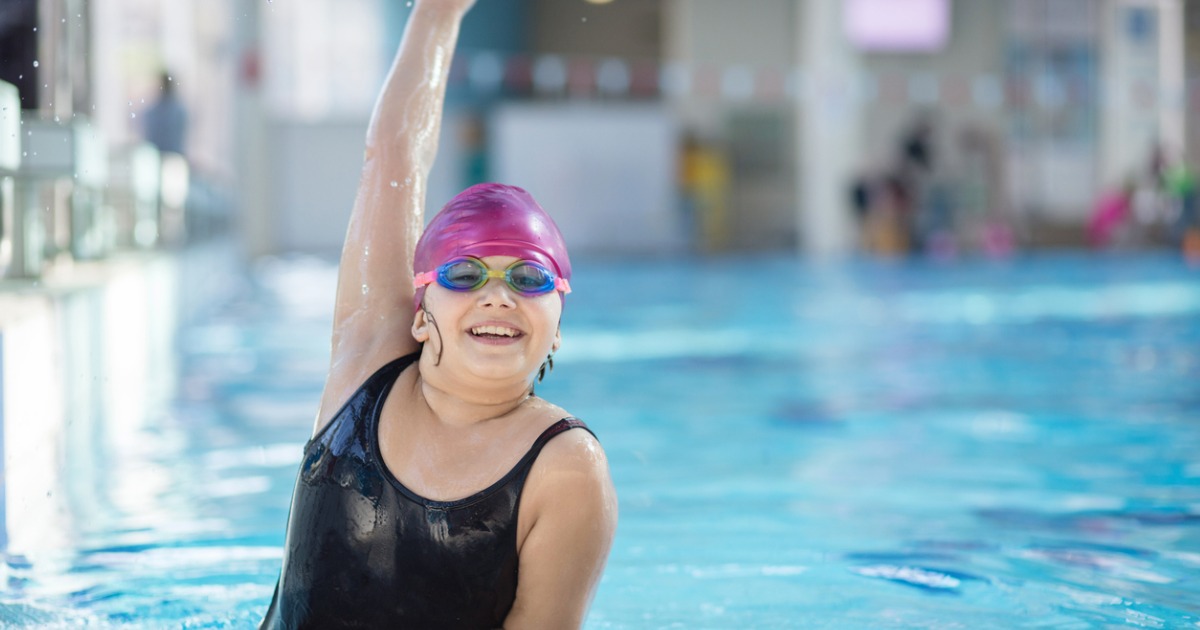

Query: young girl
[260,1,618,627]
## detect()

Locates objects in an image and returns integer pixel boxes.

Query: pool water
[2,252,1199,628]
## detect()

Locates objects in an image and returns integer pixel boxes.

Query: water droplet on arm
[32,60,38,67]
[361,284,370,295]
[390,180,398,188]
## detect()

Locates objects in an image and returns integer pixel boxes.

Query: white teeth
[471,325,519,337]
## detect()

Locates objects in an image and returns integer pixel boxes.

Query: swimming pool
[2,252,1198,627]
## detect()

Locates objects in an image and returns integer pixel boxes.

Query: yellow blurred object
[681,139,731,252]
[863,207,909,256]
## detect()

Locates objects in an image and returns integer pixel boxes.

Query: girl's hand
[414,0,477,15]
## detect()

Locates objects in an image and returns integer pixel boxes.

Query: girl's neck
[415,362,532,428]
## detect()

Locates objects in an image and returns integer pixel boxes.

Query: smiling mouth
[470,325,523,339]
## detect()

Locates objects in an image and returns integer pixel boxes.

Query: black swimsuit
[260,353,593,629]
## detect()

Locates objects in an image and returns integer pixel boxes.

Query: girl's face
[413,255,562,387]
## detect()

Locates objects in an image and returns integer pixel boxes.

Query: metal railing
[0,79,203,282]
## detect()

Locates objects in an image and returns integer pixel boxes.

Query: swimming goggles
[413,257,571,296]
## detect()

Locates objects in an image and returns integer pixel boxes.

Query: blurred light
[160,152,190,208]
[533,55,568,94]
[971,74,1003,110]
[720,66,755,101]
[468,52,504,93]
[845,0,950,52]
[596,58,631,96]
[0,82,21,170]
[3,300,70,555]
[584,0,615,4]
[659,61,690,99]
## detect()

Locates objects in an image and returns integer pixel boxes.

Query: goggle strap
[413,271,435,289]
[555,278,571,294]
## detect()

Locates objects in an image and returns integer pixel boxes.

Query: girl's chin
[455,356,538,383]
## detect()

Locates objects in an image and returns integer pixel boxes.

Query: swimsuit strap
[490,418,594,498]
[366,352,421,388]
[531,418,594,450]
[306,352,422,448]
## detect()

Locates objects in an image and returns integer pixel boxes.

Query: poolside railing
[0,78,213,283]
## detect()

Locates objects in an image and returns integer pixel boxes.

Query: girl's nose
[476,278,517,308]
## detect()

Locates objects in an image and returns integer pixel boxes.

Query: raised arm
[317,0,475,431]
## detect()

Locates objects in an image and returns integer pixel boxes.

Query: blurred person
[141,70,187,156]
[1087,181,1134,249]
[894,111,939,254]
[955,124,1014,258]
[1163,160,1197,245]
[899,111,935,176]
[858,174,911,257]
[679,131,731,252]
[260,1,617,628]
[1128,142,1179,245]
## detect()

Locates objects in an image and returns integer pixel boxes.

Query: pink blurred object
[1087,190,1131,248]
[844,0,950,52]
[982,222,1014,258]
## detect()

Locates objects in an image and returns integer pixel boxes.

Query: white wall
[269,119,366,254]
[1100,0,1185,187]
[490,103,683,255]
[265,112,470,255]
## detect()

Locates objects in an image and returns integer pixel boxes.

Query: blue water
[2,252,1199,628]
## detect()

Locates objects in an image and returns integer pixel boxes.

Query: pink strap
[555,278,572,294]
[412,271,435,289]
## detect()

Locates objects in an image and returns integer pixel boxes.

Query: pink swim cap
[413,183,572,311]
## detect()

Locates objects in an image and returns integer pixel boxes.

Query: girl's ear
[412,307,431,343]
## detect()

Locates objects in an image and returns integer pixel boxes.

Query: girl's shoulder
[523,399,598,444]
[523,396,572,425]
[523,400,608,485]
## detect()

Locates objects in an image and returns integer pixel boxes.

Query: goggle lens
[508,262,554,294]
[441,259,487,289]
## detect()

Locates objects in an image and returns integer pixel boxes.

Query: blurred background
[3,0,1200,265]
[0,0,1199,626]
